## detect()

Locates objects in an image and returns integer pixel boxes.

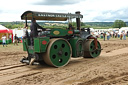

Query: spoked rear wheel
[43,38,72,67]
[83,39,101,58]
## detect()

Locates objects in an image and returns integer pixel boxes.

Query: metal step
[20,59,39,65]
[21,59,29,64]
[32,62,39,65]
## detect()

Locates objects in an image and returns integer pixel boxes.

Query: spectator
[127,31,128,37]
[100,33,102,39]
[14,34,18,46]
[110,31,113,37]
[94,31,99,38]
[9,34,12,39]
[117,32,120,38]
[1,35,7,47]
[115,33,117,38]
[103,32,106,41]
[120,32,123,40]
[123,31,126,40]
[106,32,110,40]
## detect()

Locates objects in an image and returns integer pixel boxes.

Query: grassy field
[0,43,23,52]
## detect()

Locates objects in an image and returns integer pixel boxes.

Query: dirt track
[0,38,128,85]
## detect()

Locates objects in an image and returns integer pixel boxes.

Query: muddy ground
[0,38,128,85]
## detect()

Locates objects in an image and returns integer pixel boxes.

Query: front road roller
[43,38,72,67]
[83,39,101,58]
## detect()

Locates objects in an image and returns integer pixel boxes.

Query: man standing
[123,31,126,40]
[30,18,46,45]
[106,32,110,40]
[14,34,18,46]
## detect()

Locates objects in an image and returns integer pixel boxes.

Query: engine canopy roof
[21,11,83,21]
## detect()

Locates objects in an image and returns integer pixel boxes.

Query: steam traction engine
[20,11,102,67]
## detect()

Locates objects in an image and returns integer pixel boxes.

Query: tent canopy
[8,29,13,33]
[0,25,13,43]
[0,25,13,33]
[0,25,9,33]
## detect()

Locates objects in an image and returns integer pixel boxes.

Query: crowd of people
[93,31,128,41]
[1,34,19,47]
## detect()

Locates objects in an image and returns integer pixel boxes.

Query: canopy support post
[25,16,27,26]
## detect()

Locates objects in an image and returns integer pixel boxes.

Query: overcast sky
[0,0,128,22]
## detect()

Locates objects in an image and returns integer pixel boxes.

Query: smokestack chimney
[75,11,81,30]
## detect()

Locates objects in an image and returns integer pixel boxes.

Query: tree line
[0,20,127,29]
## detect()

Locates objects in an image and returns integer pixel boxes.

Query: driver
[30,18,46,45]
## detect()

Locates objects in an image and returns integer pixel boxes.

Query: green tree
[81,22,85,26]
[81,25,91,28]
[71,22,86,28]
[113,20,126,29]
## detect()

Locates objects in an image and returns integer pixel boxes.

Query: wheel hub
[58,50,63,56]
